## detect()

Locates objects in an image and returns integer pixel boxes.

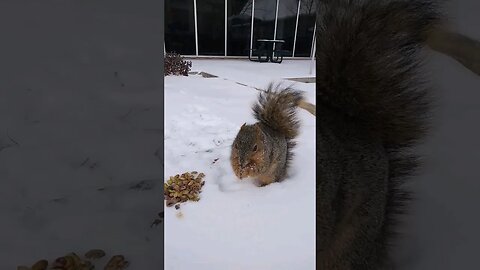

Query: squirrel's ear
[241,122,246,128]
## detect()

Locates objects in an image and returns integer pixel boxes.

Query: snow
[0,0,164,268]
[164,59,316,270]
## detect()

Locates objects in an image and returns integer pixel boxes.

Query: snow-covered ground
[188,59,316,89]
[164,59,316,270]
[0,0,164,268]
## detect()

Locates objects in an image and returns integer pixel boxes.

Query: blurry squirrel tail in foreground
[230,83,305,187]
[315,0,441,269]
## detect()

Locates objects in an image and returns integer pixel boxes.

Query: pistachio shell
[31,260,48,270]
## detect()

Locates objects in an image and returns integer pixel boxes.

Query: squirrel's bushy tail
[316,0,441,261]
[317,0,440,149]
[252,83,303,140]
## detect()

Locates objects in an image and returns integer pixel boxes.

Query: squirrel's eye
[252,144,257,152]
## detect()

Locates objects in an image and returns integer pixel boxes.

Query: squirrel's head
[230,123,266,179]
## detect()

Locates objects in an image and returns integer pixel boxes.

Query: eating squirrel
[230,83,313,187]
[315,0,441,269]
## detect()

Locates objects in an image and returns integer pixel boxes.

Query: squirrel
[315,0,441,269]
[230,83,311,187]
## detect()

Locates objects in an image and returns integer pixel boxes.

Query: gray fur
[315,0,441,269]
[231,85,303,184]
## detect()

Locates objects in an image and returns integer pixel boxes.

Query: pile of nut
[17,250,129,270]
[164,171,205,207]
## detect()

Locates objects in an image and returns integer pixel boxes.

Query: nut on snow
[104,255,129,270]
[31,260,48,270]
[164,171,205,207]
